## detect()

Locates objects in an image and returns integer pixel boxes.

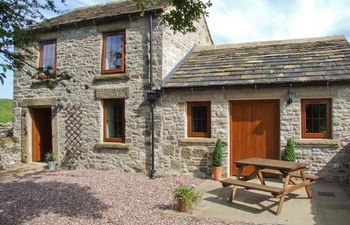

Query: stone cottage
[13,1,350,182]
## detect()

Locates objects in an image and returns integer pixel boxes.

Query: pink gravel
[0,169,273,225]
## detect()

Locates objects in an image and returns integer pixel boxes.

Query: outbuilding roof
[163,35,350,88]
[37,0,166,29]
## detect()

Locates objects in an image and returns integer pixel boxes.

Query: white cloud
[207,0,350,44]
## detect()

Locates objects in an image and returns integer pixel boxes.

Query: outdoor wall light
[146,89,161,105]
[287,84,294,105]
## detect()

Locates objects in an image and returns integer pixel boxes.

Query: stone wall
[0,138,21,170]
[161,16,212,82]
[159,85,350,182]
[13,13,211,173]
[0,123,13,138]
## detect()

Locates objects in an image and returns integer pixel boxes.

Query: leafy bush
[173,178,201,208]
[213,139,223,166]
[45,152,54,162]
[283,139,296,162]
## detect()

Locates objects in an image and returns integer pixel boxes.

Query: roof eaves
[162,76,350,89]
[33,4,166,31]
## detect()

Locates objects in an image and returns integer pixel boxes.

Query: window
[101,31,125,74]
[301,99,331,139]
[187,101,211,138]
[103,100,125,142]
[39,40,57,70]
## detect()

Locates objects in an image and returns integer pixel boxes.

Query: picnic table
[221,157,318,215]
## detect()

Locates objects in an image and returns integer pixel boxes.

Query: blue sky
[1,0,350,99]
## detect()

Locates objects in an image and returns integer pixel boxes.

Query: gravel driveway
[0,169,272,225]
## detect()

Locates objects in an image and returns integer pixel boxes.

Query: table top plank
[235,157,308,171]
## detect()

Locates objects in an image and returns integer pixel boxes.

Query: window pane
[42,43,56,69]
[306,104,312,117]
[105,101,124,139]
[191,106,208,132]
[305,103,327,133]
[319,104,326,119]
[320,117,327,132]
[312,118,320,133]
[105,34,123,70]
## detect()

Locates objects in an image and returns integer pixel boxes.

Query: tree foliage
[0,0,66,84]
[283,138,296,162]
[135,0,212,33]
[0,0,212,85]
[213,138,223,167]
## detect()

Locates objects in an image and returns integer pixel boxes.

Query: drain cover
[318,191,335,197]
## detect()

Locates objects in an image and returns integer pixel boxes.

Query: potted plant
[283,138,296,162]
[45,152,55,170]
[173,177,201,212]
[212,138,223,181]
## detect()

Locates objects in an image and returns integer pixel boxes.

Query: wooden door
[230,100,280,176]
[32,108,52,161]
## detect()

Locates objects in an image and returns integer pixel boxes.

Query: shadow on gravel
[0,180,109,225]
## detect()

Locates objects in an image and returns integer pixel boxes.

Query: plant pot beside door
[212,139,223,181]
[45,152,56,170]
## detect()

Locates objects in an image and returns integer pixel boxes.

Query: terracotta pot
[176,197,189,212]
[212,166,222,181]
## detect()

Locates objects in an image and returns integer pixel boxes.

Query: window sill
[94,142,130,151]
[94,74,128,82]
[31,79,54,85]
[179,138,216,145]
[295,139,340,148]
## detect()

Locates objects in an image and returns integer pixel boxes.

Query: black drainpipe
[146,13,160,179]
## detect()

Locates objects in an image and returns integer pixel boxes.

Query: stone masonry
[13,11,211,173]
[159,85,350,182]
[0,138,21,170]
[0,123,13,138]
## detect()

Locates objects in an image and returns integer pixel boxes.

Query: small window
[187,101,211,138]
[103,100,125,142]
[101,31,125,74]
[301,99,331,139]
[39,40,57,70]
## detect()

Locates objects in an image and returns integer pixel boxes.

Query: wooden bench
[221,178,283,198]
[260,168,319,184]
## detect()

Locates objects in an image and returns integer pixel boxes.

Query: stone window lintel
[95,87,129,99]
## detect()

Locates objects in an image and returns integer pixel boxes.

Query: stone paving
[0,162,47,181]
[165,178,350,225]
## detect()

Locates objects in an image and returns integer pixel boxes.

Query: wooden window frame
[103,99,125,143]
[301,98,331,139]
[187,101,211,138]
[39,40,57,69]
[101,30,126,74]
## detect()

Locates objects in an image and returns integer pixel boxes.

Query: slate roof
[163,35,350,88]
[36,1,166,29]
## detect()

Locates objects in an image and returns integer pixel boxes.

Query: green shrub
[173,183,202,208]
[283,139,296,162]
[45,152,54,162]
[213,139,223,167]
